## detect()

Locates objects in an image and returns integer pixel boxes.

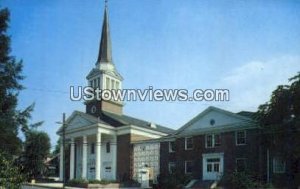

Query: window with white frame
[273,157,285,173]
[185,137,193,150]
[206,134,221,148]
[185,161,193,174]
[236,158,247,172]
[106,142,110,153]
[168,162,176,174]
[169,141,175,153]
[91,143,95,154]
[236,130,246,145]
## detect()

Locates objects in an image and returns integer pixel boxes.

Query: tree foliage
[0,7,43,157]
[22,130,51,178]
[257,72,300,187]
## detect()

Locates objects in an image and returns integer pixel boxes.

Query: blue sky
[2,0,300,150]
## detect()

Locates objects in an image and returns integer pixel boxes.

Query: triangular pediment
[177,106,255,134]
[65,111,97,131]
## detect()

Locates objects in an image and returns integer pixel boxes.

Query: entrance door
[202,153,224,180]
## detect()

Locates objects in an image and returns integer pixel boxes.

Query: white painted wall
[183,111,244,132]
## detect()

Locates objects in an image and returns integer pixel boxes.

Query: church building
[57,3,174,182]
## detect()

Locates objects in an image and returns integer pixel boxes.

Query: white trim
[205,133,221,148]
[116,125,168,138]
[177,124,256,138]
[202,153,224,180]
[169,141,175,153]
[176,106,255,134]
[185,137,193,150]
[235,130,247,146]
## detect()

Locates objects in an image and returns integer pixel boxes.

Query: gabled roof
[176,106,257,134]
[237,111,259,120]
[57,110,175,135]
[102,111,175,134]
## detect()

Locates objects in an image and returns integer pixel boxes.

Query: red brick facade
[160,128,262,180]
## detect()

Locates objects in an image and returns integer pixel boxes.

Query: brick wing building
[160,106,261,181]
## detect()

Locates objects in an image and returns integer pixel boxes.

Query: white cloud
[217,55,300,112]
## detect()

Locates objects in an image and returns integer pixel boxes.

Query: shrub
[88,179,117,184]
[0,152,26,189]
[66,178,88,188]
[157,172,192,189]
[220,171,260,189]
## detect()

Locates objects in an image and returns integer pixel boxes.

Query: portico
[58,111,118,181]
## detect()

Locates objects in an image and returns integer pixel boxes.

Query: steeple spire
[97,0,112,64]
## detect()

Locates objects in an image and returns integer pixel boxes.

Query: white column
[112,135,117,180]
[82,136,87,179]
[69,138,75,179]
[95,132,101,180]
[59,141,64,181]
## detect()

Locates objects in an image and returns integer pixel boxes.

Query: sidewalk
[22,183,141,189]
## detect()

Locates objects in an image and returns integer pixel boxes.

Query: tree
[23,130,51,178]
[257,72,300,188]
[0,7,42,157]
[52,138,61,157]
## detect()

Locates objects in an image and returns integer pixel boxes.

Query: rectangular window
[206,135,213,148]
[273,157,285,173]
[236,130,246,145]
[93,79,96,88]
[185,161,193,174]
[169,141,176,153]
[206,158,220,173]
[91,143,95,154]
[206,134,221,148]
[213,163,219,172]
[106,77,110,89]
[236,158,247,172]
[168,162,176,174]
[207,164,212,172]
[116,81,120,89]
[97,77,100,87]
[185,137,193,150]
[106,142,110,153]
[111,79,115,89]
[214,134,221,146]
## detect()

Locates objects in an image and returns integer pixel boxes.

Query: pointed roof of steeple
[97,1,112,64]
